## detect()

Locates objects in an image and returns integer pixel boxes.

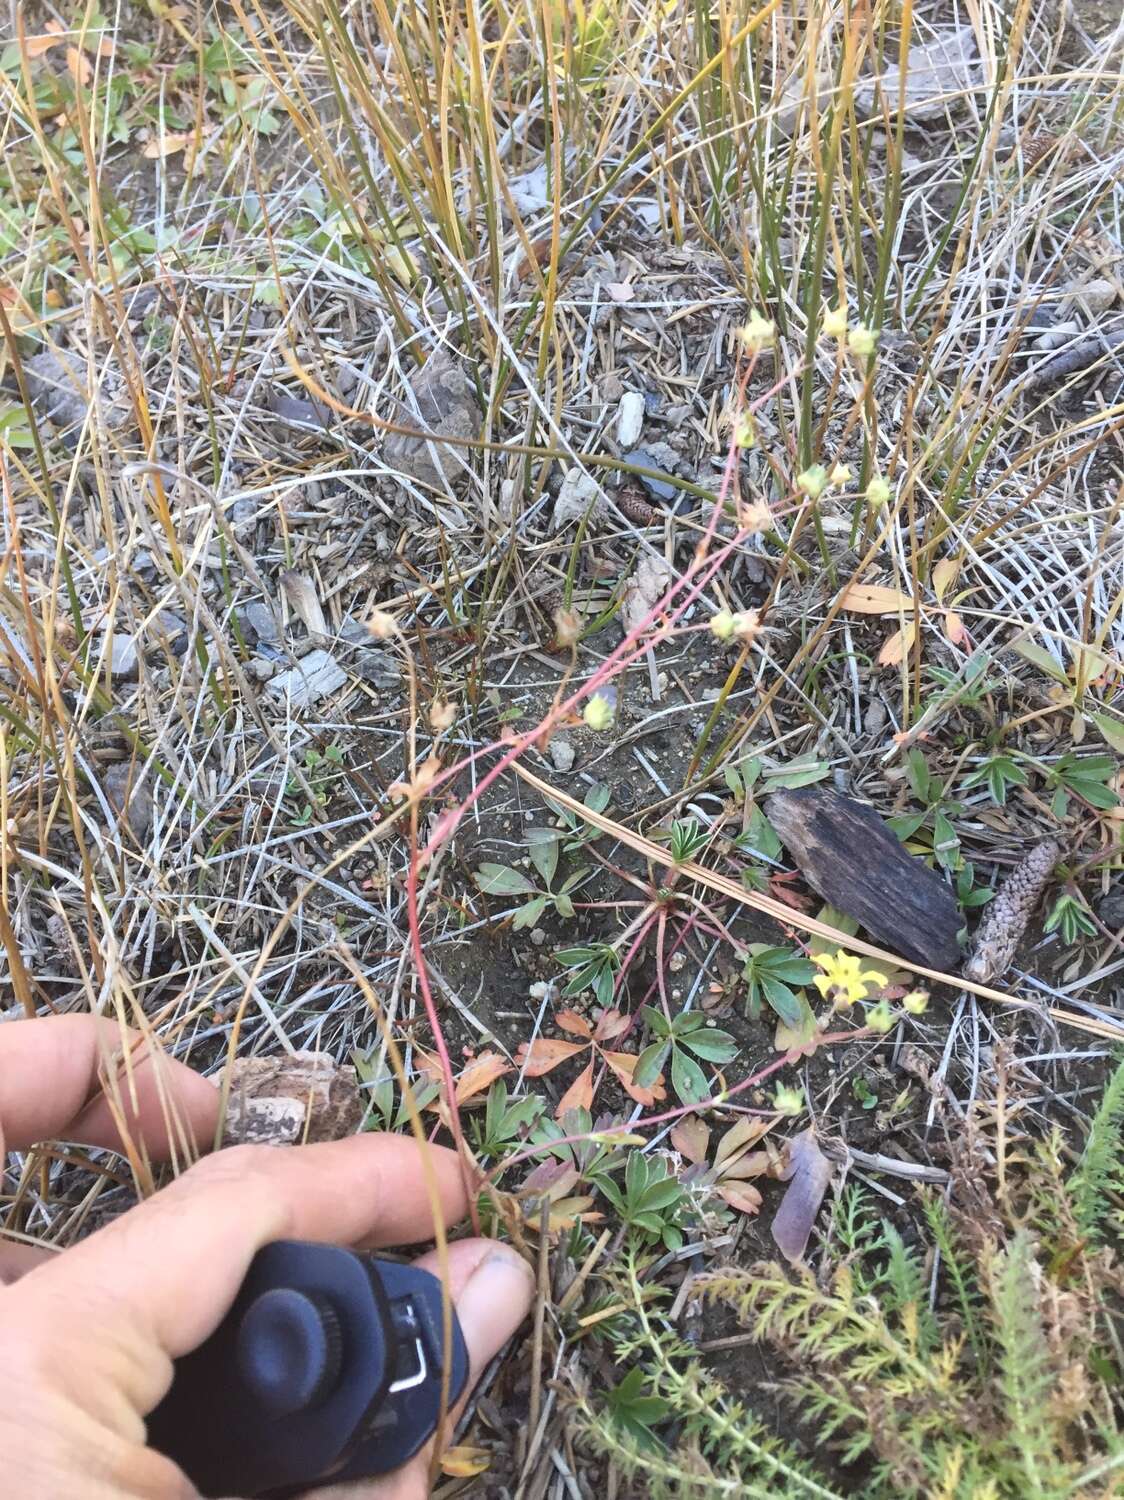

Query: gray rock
[383,351,479,488]
[1097,887,1124,930]
[23,349,131,434]
[237,601,282,648]
[103,763,154,843]
[549,735,576,773]
[266,648,348,708]
[623,449,677,502]
[336,620,402,690]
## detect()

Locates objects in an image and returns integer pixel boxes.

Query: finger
[0,1241,54,1286]
[309,1238,534,1500]
[0,1015,218,1160]
[15,1135,471,1395]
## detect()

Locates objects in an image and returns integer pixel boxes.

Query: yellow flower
[710,609,737,642]
[796,464,828,500]
[903,989,929,1015]
[738,313,774,350]
[583,693,615,731]
[866,476,892,508]
[823,304,848,339]
[812,950,887,1007]
[829,463,852,486]
[866,1001,897,1034]
[773,1084,804,1116]
[847,323,878,358]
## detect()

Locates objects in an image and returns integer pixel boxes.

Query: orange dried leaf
[944,610,968,646]
[66,46,92,85]
[26,22,65,56]
[593,1008,630,1042]
[143,132,192,160]
[554,1009,593,1039]
[555,1059,596,1117]
[719,1182,763,1215]
[454,1051,511,1104]
[516,1037,586,1076]
[932,557,960,605]
[840,582,915,614]
[715,1114,773,1167]
[670,1114,710,1164]
[602,1049,665,1106]
[877,619,918,667]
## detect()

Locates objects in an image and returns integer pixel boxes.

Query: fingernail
[455,1247,535,1367]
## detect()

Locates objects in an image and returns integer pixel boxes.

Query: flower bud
[847,323,877,358]
[796,465,828,500]
[583,693,615,731]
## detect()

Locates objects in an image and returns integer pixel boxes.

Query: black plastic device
[147,1240,469,1497]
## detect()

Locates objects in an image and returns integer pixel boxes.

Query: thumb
[313,1238,534,1500]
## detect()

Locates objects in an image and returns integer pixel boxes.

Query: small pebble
[530,928,547,947]
[549,736,576,773]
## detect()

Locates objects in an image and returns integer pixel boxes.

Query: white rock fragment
[553,468,604,530]
[266,648,347,708]
[549,735,576,773]
[616,390,645,448]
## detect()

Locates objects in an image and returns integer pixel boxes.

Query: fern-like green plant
[1070,1050,1124,1239]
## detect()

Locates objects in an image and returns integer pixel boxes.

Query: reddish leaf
[555,1009,593,1038]
[720,1149,773,1182]
[719,1182,763,1215]
[555,1059,596,1118]
[771,1129,833,1263]
[670,1115,710,1164]
[521,1159,579,1196]
[603,1049,666,1106]
[455,1051,511,1103]
[517,1037,587,1076]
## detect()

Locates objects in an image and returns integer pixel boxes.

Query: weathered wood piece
[765,787,963,970]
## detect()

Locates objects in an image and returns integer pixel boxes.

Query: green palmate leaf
[474,862,537,896]
[671,1046,708,1103]
[743,946,816,1028]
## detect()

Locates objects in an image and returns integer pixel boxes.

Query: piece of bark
[766,787,963,969]
[964,838,1062,984]
[218,1051,364,1146]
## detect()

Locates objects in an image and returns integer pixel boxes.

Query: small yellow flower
[738,313,775,351]
[773,1084,805,1116]
[866,1001,897,1034]
[583,693,614,731]
[866,476,892,508]
[903,989,929,1016]
[796,465,828,500]
[822,304,848,339]
[829,463,852,486]
[710,609,737,642]
[847,323,878,358]
[812,950,887,1007]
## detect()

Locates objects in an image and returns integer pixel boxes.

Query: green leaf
[760,976,805,1029]
[553,892,575,919]
[640,1005,672,1038]
[512,896,548,930]
[633,1040,670,1090]
[525,826,561,887]
[1091,712,1124,755]
[671,1046,708,1103]
[764,758,831,790]
[1010,639,1068,683]
[680,1027,738,1063]
[474,863,537,896]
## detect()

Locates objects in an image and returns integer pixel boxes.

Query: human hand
[0,1016,533,1499]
